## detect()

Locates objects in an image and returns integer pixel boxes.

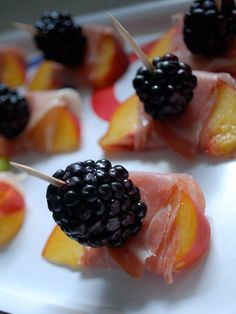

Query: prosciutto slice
[108,172,209,283]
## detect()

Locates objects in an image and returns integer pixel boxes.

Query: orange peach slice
[0,180,25,247]
[0,47,26,88]
[99,95,139,152]
[27,106,80,154]
[43,226,114,269]
[174,191,210,270]
[200,81,236,156]
[42,225,84,269]
[147,27,176,61]
[27,61,64,91]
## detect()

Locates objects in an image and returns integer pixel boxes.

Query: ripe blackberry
[0,84,30,139]
[183,0,236,55]
[46,159,147,248]
[133,53,197,120]
[34,11,87,66]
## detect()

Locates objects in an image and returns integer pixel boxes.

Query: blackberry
[0,84,30,139]
[34,11,87,66]
[183,0,236,56]
[133,53,197,120]
[46,159,147,248]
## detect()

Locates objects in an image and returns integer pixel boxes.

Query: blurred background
[0,0,152,32]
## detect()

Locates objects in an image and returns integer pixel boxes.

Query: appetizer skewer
[15,11,129,90]
[0,85,81,156]
[149,0,236,76]
[100,15,236,158]
[10,160,210,283]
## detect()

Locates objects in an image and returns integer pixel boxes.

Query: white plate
[1,1,236,313]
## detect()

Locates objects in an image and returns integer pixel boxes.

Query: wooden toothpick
[215,0,222,12]
[13,22,37,36]
[10,161,65,187]
[108,13,155,72]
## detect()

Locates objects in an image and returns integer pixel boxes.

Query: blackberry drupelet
[133,53,197,120]
[0,84,30,139]
[34,11,87,66]
[183,0,236,56]
[46,159,147,248]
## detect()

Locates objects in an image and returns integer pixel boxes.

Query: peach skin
[0,178,25,247]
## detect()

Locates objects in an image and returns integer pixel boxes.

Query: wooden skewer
[215,0,222,12]
[13,22,37,36]
[108,13,155,72]
[10,161,65,187]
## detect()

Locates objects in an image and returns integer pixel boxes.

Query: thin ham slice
[26,88,81,130]
[80,247,116,268]
[110,172,207,283]
[134,71,235,158]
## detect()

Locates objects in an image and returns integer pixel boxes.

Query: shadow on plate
[79,250,211,313]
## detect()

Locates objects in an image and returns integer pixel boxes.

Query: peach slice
[28,25,129,91]
[99,95,139,152]
[200,81,236,156]
[0,47,26,88]
[147,27,176,61]
[43,225,115,269]
[42,225,84,269]
[27,61,64,91]
[27,106,80,154]
[174,191,210,270]
[0,180,25,247]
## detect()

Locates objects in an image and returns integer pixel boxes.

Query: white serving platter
[0,1,236,313]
